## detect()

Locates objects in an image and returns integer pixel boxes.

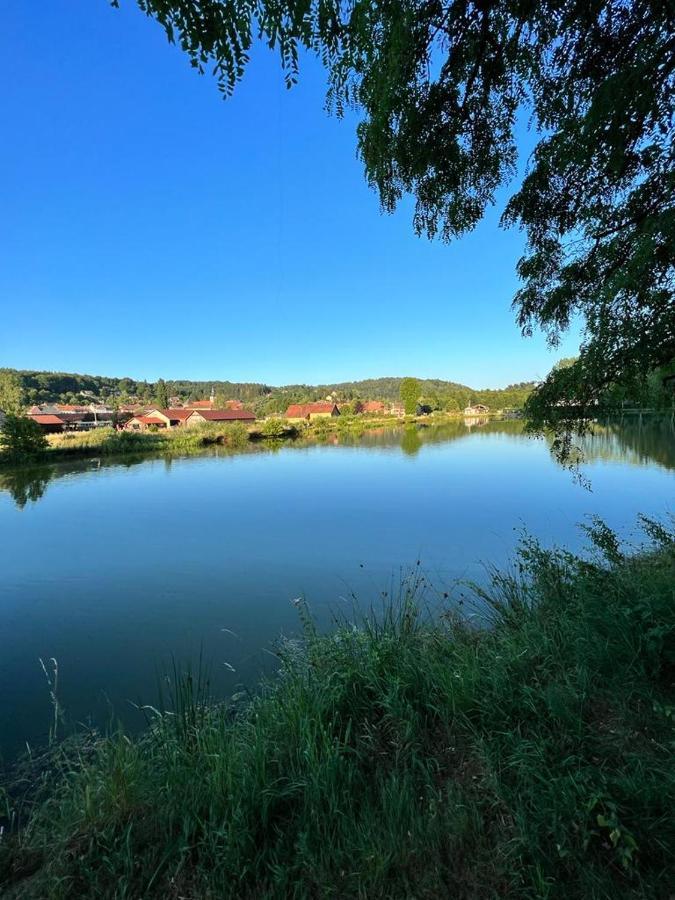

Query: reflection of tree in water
[0,417,671,508]
[400,426,423,456]
[576,417,675,471]
[0,465,54,509]
[0,455,154,509]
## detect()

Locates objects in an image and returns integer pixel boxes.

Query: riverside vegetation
[1,517,673,898]
[0,412,469,468]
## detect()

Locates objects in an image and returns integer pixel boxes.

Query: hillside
[2,369,536,412]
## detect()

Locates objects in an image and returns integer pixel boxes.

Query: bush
[260,417,286,438]
[0,414,48,462]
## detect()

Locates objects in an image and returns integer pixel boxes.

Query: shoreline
[1,524,673,897]
[0,412,507,470]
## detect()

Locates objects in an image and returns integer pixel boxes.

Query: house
[29,414,68,433]
[55,404,91,414]
[124,415,168,431]
[124,408,192,430]
[464,404,490,416]
[185,387,217,410]
[389,402,405,417]
[185,399,213,410]
[285,403,340,422]
[362,401,385,414]
[185,409,256,427]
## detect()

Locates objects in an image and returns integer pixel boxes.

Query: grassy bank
[0,422,258,465]
[2,519,674,898]
[0,413,488,469]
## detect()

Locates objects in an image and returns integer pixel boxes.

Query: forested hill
[2,369,537,412]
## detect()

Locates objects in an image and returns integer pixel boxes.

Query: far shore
[0,411,509,469]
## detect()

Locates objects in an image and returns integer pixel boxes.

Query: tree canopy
[0,370,24,415]
[129,0,674,452]
[400,377,421,415]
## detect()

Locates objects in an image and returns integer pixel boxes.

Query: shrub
[0,414,48,462]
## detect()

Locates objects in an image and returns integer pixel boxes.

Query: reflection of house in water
[463,403,490,428]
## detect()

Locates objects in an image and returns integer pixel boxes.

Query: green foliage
[259,417,287,438]
[128,0,673,441]
[0,369,536,416]
[0,371,24,415]
[154,378,169,409]
[2,519,674,897]
[399,377,421,415]
[0,414,48,462]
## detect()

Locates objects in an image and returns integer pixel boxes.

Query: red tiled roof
[286,403,337,417]
[362,401,385,412]
[136,416,165,425]
[56,404,90,412]
[189,409,255,421]
[30,414,65,425]
[185,400,212,409]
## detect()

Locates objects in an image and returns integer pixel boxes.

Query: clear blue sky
[1,0,580,389]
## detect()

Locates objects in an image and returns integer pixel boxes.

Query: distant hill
[3,369,536,412]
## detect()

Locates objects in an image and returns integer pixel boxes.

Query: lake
[1,417,673,760]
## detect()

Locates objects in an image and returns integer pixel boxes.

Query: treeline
[3,369,536,412]
[4,370,273,406]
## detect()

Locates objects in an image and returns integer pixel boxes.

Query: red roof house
[186,409,255,426]
[185,399,213,409]
[29,414,67,432]
[285,403,340,421]
[362,401,385,414]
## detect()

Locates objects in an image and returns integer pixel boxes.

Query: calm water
[1,418,673,759]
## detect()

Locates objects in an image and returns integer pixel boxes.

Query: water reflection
[0,416,673,509]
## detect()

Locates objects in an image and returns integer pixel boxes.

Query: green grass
[1,517,674,898]
[34,423,254,461]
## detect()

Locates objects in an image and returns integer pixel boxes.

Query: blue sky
[1,1,580,389]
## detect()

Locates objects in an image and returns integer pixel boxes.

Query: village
[20,392,492,434]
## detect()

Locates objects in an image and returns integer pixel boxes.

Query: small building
[389,402,405,417]
[186,409,256,427]
[124,409,192,430]
[55,404,91,414]
[124,415,168,431]
[361,401,385,415]
[285,403,341,422]
[464,404,490,416]
[185,399,213,410]
[29,414,68,433]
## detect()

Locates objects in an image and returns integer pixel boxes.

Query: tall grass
[41,423,252,461]
[1,518,674,898]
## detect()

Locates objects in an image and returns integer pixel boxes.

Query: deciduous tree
[400,377,421,416]
[0,414,48,461]
[128,0,674,453]
[0,370,24,414]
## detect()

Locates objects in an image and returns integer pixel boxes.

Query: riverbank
[0,412,489,469]
[2,519,673,898]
